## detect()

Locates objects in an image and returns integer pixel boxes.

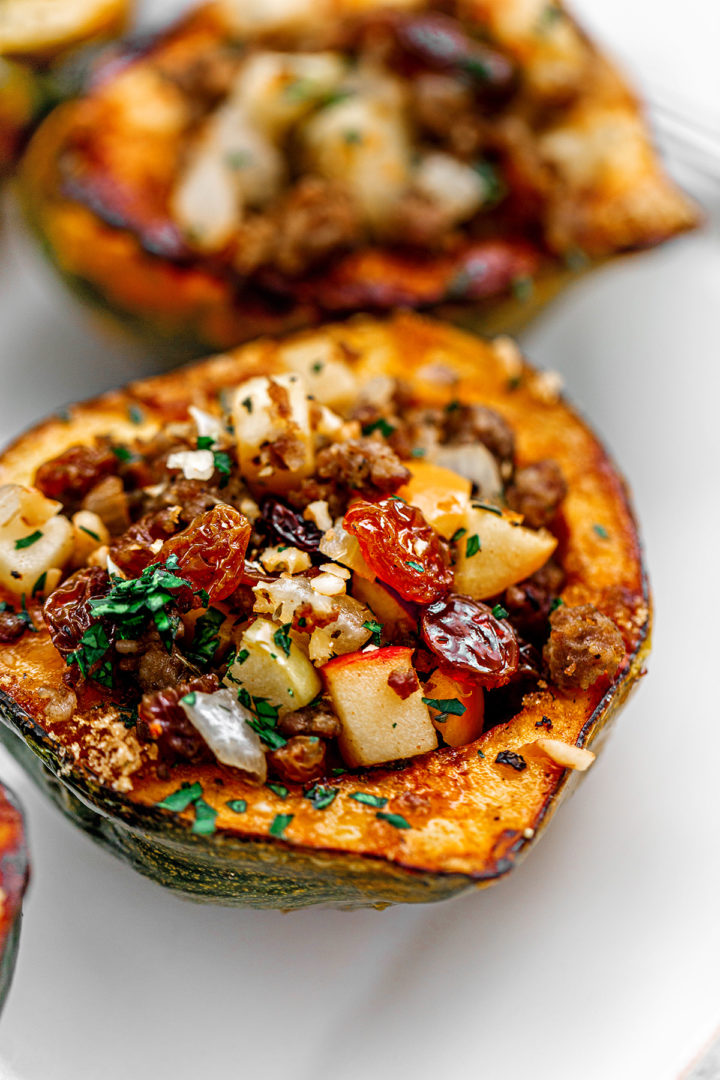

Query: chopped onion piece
[434,443,502,498]
[166,449,215,481]
[188,405,226,444]
[180,688,267,783]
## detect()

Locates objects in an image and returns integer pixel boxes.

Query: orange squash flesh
[0,314,650,906]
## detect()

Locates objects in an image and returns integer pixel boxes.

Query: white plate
[0,4,719,1078]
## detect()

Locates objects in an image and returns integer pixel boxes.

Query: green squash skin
[0,909,23,1012]
[0,624,649,910]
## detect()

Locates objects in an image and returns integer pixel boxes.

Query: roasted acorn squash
[0,779,28,1008]
[0,314,650,908]
[19,0,697,354]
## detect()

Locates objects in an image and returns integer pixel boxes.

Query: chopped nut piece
[260,545,312,574]
[533,738,595,771]
[304,500,333,532]
[311,572,346,596]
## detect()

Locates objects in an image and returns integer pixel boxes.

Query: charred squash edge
[0,780,28,1004]
[0,314,651,908]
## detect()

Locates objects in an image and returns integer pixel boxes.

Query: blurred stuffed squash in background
[18,0,698,354]
[0,779,28,1009]
[0,0,133,175]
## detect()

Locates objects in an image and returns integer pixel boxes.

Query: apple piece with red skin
[322,645,437,768]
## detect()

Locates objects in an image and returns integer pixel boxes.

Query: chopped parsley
[191,798,217,836]
[111,445,134,463]
[226,799,247,813]
[79,525,101,542]
[269,813,293,838]
[376,811,411,829]
[410,447,426,458]
[156,781,203,812]
[240,396,253,413]
[236,688,286,749]
[127,404,144,425]
[593,523,610,540]
[196,435,215,450]
[31,571,47,597]
[343,129,363,145]
[473,502,503,516]
[213,451,232,486]
[118,705,138,729]
[311,360,324,374]
[88,555,193,651]
[305,784,338,810]
[272,623,293,658]
[465,534,481,558]
[363,619,383,646]
[362,417,395,438]
[181,692,197,706]
[422,697,466,723]
[405,560,424,573]
[350,792,387,808]
[477,750,485,759]
[460,55,491,81]
[492,604,509,619]
[450,527,467,543]
[66,624,111,681]
[549,597,564,613]
[14,530,43,550]
[186,606,225,667]
[267,783,289,799]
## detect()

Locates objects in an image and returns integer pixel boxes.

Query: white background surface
[0,3,719,1078]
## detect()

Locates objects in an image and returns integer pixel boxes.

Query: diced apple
[453,505,557,599]
[323,645,437,767]
[422,669,484,747]
[0,484,73,596]
[228,617,321,715]
[278,335,358,411]
[351,577,415,638]
[232,373,315,493]
[396,461,471,540]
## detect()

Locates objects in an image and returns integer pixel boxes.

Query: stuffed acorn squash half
[0,779,28,1008]
[20,0,697,352]
[0,314,649,908]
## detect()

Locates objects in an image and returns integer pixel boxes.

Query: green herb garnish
[405,560,424,573]
[450,527,467,543]
[473,502,503,516]
[362,417,395,438]
[191,798,217,835]
[196,435,215,450]
[226,799,247,813]
[492,604,509,619]
[465,534,481,558]
[14,530,42,550]
[240,396,253,413]
[186,606,225,667]
[410,447,426,458]
[305,784,338,810]
[127,404,144,425]
[350,792,387,808]
[79,525,101,542]
[267,783,289,799]
[31,571,47,597]
[156,782,203,812]
[111,445,133,463]
[273,623,293,658]
[269,813,293,838]
[593,523,609,540]
[363,619,383,646]
[421,697,466,723]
